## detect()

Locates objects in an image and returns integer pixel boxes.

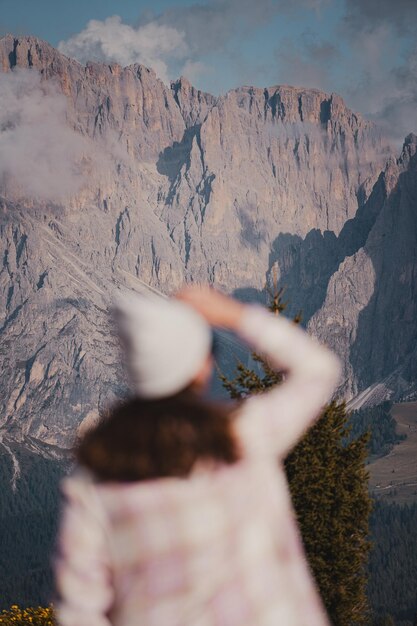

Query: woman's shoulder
[62,464,96,485]
[59,465,118,530]
[60,465,103,503]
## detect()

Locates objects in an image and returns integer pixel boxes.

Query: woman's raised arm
[234,304,342,458]
[176,286,342,459]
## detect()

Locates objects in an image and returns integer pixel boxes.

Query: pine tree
[372,615,396,626]
[220,285,372,626]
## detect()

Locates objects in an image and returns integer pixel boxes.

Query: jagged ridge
[1,35,415,449]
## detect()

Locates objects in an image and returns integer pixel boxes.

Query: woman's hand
[174,285,245,330]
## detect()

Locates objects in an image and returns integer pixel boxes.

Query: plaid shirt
[53,305,341,626]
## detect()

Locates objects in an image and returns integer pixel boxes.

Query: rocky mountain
[0,34,415,452]
[310,134,417,404]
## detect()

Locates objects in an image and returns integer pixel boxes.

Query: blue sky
[1,0,417,141]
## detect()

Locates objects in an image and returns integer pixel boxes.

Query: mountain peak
[404,132,417,144]
[1,34,414,450]
[0,33,80,72]
[172,75,193,90]
[400,132,417,165]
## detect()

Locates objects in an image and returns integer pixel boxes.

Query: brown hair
[76,387,242,482]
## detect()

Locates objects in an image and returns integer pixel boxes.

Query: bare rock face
[1,34,415,448]
[0,34,186,160]
[309,134,417,404]
[171,76,217,128]
[158,84,387,291]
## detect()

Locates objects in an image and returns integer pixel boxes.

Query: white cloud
[344,27,417,144]
[58,16,189,84]
[343,0,417,36]
[266,120,326,141]
[275,20,417,146]
[56,2,334,93]
[56,0,417,143]
[180,60,211,84]
[274,29,341,94]
[0,68,91,203]
[57,1,305,89]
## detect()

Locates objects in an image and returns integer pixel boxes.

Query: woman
[53,285,342,626]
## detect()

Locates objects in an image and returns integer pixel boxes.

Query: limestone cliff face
[0,34,387,291]
[0,35,415,446]
[309,134,417,404]
[0,35,186,159]
[157,83,386,289]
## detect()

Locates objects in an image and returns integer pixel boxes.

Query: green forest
[368,500,417,626]
[347,402,406,458]
[0,444,68,608]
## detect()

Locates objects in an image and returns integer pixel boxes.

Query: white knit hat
[113,290,212,399]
